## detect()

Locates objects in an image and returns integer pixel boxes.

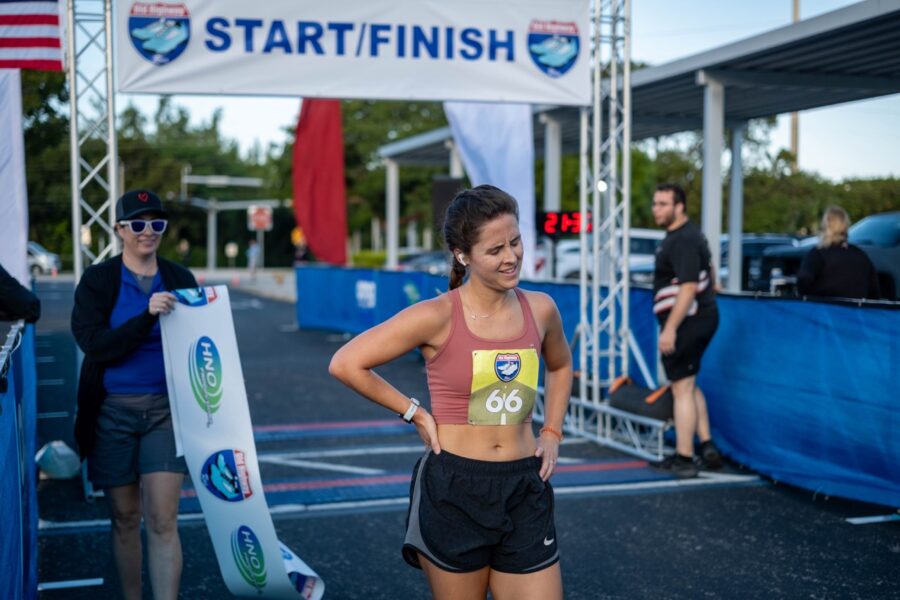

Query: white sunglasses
[118,219,168,234]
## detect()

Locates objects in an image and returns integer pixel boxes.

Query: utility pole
[790,0,800,173]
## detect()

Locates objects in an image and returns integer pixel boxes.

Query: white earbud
[457,254,466,267]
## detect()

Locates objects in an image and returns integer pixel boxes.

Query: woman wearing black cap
[71,190,197,599]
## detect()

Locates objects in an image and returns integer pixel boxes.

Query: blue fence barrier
[0,323,38,600]
[698,295,900,508]
[296,266,657,388]
[296,266,898,508]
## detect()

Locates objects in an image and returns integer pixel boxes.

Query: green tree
[21,70,72,264]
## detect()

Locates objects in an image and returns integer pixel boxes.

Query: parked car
[397,250,451,276]
[399,248,551,280]
[629,233,799,291]
[761,211,900,300]
[545,228,665,281]
[27,241,61,277]
[721,234,798,291]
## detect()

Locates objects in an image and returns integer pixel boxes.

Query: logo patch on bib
[494,353,521,382]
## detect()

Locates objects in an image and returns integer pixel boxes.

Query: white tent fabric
[444,102,536,279]
[0,70,29,285]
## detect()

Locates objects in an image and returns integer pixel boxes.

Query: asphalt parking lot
[33,278,900,599]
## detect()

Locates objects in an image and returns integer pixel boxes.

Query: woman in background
[797,205,880,300]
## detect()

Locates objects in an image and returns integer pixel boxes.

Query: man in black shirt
[651,184,722,478]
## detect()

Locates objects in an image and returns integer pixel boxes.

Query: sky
[119,0,899,181]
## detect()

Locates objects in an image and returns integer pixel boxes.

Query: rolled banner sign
[160,285,324,599]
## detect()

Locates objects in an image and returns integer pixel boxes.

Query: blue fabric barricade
[0,324,38,600]
[627,288,657,389]
[19,327,37,600]
[699,296,900,508]
[0,340,24,600]
[296,266,377,333]
[296,266,655,384]
[517,281,656,389]
[295,266,898,507]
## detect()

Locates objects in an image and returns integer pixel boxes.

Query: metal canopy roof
[379,0,900,166]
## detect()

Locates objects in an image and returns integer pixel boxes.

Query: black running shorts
[88,393,187,488]
[661,309,719,382]
[403,450,559,574]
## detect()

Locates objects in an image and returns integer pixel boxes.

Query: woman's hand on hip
[413,409,441,455]
[148,292,177,316]
[535,434,560,481]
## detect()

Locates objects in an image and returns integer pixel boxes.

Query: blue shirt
[103,265,168,394]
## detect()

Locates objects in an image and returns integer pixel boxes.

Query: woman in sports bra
[330,185,572,600]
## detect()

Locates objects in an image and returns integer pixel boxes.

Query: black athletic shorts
[661,308,719,381]
[403,449,559,574]
[88,393,187,488]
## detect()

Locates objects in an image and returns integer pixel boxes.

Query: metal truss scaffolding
[564,0,669,461]
[67,0,119,282]
[67,0,118,501]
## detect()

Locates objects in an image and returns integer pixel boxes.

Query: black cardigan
[71,254,197,458]
[0,262,40,323]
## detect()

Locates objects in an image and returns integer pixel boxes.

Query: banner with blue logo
[115,0,590,105]
[160,286,324,599]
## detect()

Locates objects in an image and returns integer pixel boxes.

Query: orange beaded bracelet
[539,426,564,442]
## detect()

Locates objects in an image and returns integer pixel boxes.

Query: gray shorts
[88,393,187,488]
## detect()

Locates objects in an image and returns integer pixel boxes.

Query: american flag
[0,0,63,71]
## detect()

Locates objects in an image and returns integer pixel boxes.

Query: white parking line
[554,472,762,496]
[258,439,588,463]
[230,299,264,310]
[260,444,425,460]
[38,379,65,386]
[259,456,385,475]
[37,411,69,419]
[40,473,763,533]
[38,578,104,591]
[846,514,900,525]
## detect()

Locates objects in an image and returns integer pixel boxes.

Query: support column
[385,159,400,269]
[697,70,724,278]
[371,217,382,251]
[256,229,265,269]
[406,220,418,251]
[727,125,745,292]
[448,142,464,179]
[541,115,562,211]
[206,201,218,270]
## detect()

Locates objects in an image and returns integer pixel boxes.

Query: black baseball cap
[115,189,168,221]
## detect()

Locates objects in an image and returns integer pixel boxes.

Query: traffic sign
[247,205,273,232]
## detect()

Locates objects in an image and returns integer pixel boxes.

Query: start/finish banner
[115,0,590,105]
[161,286,324,599]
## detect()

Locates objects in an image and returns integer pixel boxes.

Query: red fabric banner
[292,99,347,265]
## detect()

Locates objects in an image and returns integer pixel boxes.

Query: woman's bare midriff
[436,423,537,461]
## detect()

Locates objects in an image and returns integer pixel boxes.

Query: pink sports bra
[426,288,543,425]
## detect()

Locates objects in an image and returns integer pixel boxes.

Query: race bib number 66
[468,348,539,425]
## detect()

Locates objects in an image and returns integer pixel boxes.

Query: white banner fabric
[0,70,29,285]
[115,0,590,106]
[444,101,537,279]
[161,286,324,600]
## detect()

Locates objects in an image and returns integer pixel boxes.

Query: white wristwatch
[401,397,420,423]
